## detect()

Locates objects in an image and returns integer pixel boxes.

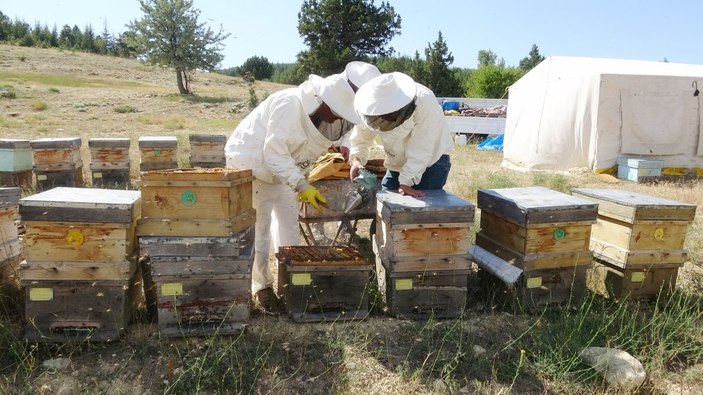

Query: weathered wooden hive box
[0,139,33,188]
[476,187,597,309]
[373,190,475,318]
[0,187,22,287]
[19,187,142,342]
[136,168,255,237]
[276,245,372,322]
[138,136,178,171]
[30,137,84,191]
[571,188,696,298]
[189,134,226,168]
[88,138,131,187]
[139,227,254,336]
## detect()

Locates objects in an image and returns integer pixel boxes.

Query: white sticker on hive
[37,174,47,181]
[395,279,413,291]
[526,277,542,289]
[292,273,312,286]
[161,283,183,296]
[94,172,103,178]
[631,272,646,282]
[29,287,53,301]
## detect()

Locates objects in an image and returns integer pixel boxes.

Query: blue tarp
[477,134,504,151]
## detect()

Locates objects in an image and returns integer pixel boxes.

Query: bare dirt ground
[2,45,703,394]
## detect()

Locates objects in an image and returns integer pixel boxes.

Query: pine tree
[518,44,545,72]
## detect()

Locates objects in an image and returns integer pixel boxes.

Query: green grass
[162,94,237,104]
[0,71,150,89]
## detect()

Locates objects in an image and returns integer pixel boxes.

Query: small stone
[42,357,71,370]
[581,346,646,389]
[472,345,487,355]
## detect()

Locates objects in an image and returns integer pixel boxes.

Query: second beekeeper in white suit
[224,74,360,311]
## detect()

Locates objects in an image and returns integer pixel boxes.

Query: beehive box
[373,190,474,318]
[20,188,141,264]
[374,245,468,319]
[276,245,372,322]
[30,137,84,190]
[374,190,474,271]
[23,269,144,342]
[19,187,142,342]
[138,136,178,171]
[0,187,22,287]
[137,168,255,237]
[30,137,82,171]
[88,138,131,187]
[476,187,597,308]
[189,134,226,168]
[0,139,33,172]
[139,226,254,336]
[616,157,664,183]
[571,188,696,298]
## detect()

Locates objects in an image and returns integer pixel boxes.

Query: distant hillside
[0,44,291,141]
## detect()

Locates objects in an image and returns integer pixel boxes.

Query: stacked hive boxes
[0,187,22,287]
[138,136,178,171]
[276,245,372,322]
[373,190,475,318]
[88,138,131,187]
[30,137,83,191]
[188,134,226,168]
[137,168,256,336]
[19,187,142,342]
[0,139,33,188]
[572,188,697,298]
[475,187,597,309]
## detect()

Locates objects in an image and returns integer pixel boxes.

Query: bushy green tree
[127,0,229,94]
[466,65,522,98]
[240,56,274,80]
[297,0,401,76]
[519,44,545,72]
[477,49,504,68]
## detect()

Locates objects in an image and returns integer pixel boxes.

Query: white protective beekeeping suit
[225,74,360,293]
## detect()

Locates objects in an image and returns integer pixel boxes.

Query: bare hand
[399,184,425,197]
[339,146,350,162]
[350,158,363,182]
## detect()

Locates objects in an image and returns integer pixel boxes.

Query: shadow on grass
[162,94,239,104]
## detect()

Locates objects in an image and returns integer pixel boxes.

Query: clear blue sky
[3,0,703,70]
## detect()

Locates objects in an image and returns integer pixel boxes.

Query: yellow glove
[298,186,328,212]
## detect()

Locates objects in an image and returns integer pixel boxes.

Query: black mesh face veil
[362,99,417,132]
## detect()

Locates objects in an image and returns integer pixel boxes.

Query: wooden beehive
[189,134,226,168]
[88,138,131,187]
[136,168,255,237]
[0,187,22,287]
[0,139,33,188]
[138,136,178,171]
[373,190,474,318]
[139,226,254,336]
[30,137,84,190]
[571,188,696,298]
[19,187,142,342]
[276,245,372,322]
[476,187,598,309]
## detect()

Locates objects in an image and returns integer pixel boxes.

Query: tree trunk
[176,69,190,95]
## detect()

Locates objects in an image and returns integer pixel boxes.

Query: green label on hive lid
[181,191,196,205]
[154,149,161,156]
[553,228,566,240]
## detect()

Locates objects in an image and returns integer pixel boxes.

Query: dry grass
[1,44,702,394]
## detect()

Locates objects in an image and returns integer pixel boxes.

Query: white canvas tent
[502,56,703,174]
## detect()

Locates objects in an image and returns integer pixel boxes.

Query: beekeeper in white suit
[324,61,381,161]
[225,74,360,311]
